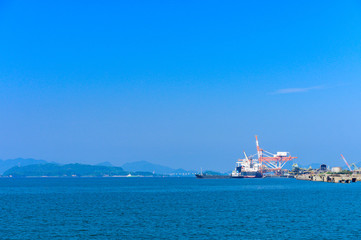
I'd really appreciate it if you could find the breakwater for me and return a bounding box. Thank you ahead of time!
[295,173,361,183]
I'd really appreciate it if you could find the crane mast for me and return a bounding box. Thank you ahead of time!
[255,135,263,159]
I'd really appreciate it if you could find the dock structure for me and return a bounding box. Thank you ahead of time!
[295,173,361,183]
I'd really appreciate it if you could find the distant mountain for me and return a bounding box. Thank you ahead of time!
[282,161,294,170]
[122,161,175,174]
[298,163,325,169]
[96,161,114,167]
[203,171,228,176]
[3,163,128,177]
[171,168,191,174]
[122,161,195,175]
[1,159,197,177]
[280,162,330,170]
[0,158,47,174]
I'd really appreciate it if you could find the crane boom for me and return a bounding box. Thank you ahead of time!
[341,154,352,171]
[243,151,251,164]
[243,151,249,161]
[351,163,359,170]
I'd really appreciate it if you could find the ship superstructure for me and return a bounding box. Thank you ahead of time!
[232,152,262,178]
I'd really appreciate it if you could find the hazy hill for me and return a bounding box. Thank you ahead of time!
[171,168,193,174]
[282,161,294,170]
[96,161,114,167]
[203,171,228,176]
[298,163,325,169]
[283,162,327,170]
[3,163,128,177]
[122,161,196,175]
[122,161,175,174]
[0,158,47,174]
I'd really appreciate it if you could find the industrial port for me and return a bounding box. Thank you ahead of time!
[197,136,361,183]
[291,155,361,183]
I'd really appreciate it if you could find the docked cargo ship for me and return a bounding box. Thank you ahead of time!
[196,152,262,179]
[231,152,262,178]
[196,136,296,179]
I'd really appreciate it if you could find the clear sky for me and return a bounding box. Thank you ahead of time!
[0,1,361,171]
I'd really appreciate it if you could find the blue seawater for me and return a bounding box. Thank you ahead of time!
[0,178,360,239]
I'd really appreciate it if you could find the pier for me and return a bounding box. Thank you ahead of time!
[295,173,361,183]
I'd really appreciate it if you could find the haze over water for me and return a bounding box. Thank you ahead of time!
[1,178,360,239]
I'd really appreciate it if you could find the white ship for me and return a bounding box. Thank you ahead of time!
[231,152,262,178]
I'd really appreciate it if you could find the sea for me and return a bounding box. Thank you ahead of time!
[0,177,360,239]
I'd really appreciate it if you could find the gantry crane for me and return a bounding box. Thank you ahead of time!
[256,135,297,172]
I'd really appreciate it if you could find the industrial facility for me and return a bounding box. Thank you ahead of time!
[293,154,361,183]
[197,135,298,178]
[197,135,361,183]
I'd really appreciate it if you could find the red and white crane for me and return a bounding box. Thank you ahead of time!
[341,154,352,171]
[256,135,297,172]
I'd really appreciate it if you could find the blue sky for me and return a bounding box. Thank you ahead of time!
[0,1,361,171]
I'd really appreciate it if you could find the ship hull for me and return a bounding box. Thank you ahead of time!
[231,171,263,178]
